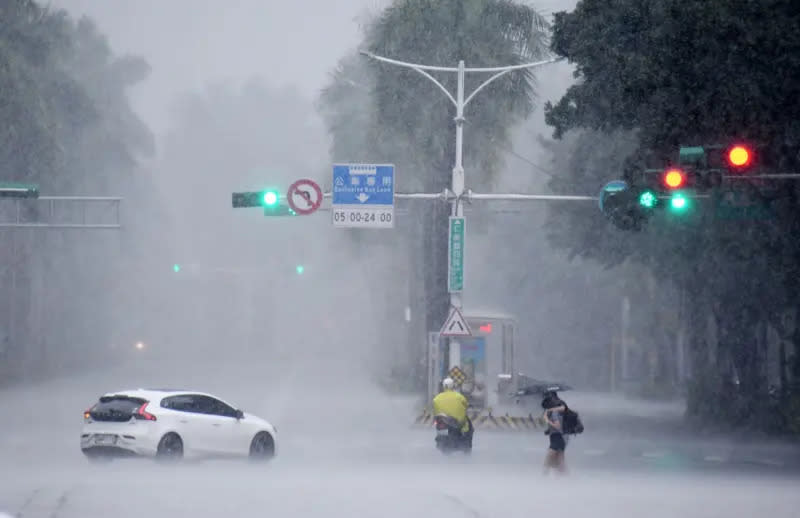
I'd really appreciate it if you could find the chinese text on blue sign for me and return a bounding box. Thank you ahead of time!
[332,164,395,229]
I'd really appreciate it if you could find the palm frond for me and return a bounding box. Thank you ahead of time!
[485,0,552,61]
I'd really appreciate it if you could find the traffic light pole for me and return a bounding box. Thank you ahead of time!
[359,51,562,371]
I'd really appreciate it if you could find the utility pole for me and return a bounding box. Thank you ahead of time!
[359,51,564,371]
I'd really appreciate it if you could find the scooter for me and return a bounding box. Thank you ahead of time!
[433,414,472,454]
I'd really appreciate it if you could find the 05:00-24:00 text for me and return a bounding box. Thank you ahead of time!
[333,211,392,223]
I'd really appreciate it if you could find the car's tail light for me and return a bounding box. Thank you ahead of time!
[83,407,93,421]
[135,402,157,421]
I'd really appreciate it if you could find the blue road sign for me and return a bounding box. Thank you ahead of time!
[332,164,394,206]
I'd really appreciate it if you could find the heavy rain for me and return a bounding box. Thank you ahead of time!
[1,1,799,517]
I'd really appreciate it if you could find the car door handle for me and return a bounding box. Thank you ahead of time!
[179,420,188,424]
[212,423,221,427]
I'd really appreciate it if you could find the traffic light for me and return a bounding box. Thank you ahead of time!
[173,264,181,273]
[232,190,281,208]
[678,142,759,176]
[295,265,304,275]
[638,189,658,209]
[599,141,767,230]
[726,144,753,169]
[599,180,652,231]
[669,192,690,212]
[263,190,279,206]
[0,182,39,199]
[232,188,296,216]
[659,167,693,214]
[663,168,686,189]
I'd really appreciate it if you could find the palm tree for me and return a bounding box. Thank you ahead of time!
[319,0,550,384]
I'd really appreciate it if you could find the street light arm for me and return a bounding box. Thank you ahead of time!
[464,58,564,108]
[359,50,459,72]
[463,69,513,108]
[359,50,457,107]
[463,57,564,73]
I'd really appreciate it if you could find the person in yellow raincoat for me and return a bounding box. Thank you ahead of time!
[432,377,473,444]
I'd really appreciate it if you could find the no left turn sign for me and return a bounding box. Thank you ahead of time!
[287,179,323,215]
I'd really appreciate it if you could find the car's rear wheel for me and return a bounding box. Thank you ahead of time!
[156,432,183,462]
[249,432,275,461]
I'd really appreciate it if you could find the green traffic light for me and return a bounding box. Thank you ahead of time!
[296,265,304,275]
[173,264,181,273]
[263,191,279,206]
[670,193,689,211]
[639,190,657,209]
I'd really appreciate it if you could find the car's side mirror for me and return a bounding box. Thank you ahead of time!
[235,409,244,420]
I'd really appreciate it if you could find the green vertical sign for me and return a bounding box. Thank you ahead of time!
[448,216,465,292]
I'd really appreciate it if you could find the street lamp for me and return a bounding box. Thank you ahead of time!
[359,50,561,369]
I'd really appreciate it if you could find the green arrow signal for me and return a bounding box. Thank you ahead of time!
[639,190,657,209]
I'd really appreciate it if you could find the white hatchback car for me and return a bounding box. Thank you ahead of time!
[80,389,277,462]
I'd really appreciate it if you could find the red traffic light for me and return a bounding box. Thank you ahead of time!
[663,168,686,189]
[727,145,752,168]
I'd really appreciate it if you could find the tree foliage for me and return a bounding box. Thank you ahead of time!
[0,0,156,383]
[543,0,800,431]
[319,0,551,358]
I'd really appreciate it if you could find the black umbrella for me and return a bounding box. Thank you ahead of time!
[514,377,573,397]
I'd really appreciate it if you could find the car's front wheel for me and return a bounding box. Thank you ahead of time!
[155,432,183,462]
[249,432,275,461]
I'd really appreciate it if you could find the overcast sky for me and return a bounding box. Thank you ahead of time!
[49,0,390,136]
[50,1,576,139]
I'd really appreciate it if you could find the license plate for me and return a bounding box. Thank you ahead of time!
[436,428,449,436]
[94,434,117,445]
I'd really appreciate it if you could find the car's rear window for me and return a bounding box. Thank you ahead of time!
[90,395,147,421]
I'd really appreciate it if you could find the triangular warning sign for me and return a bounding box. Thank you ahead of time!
[440,307,472,337]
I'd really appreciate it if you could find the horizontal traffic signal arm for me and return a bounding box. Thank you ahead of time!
[0,182,39,199]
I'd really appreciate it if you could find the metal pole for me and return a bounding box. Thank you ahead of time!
[452,59,466,218]
[449,60,467,371]
[10,230,17,376]
[359,51,562,374]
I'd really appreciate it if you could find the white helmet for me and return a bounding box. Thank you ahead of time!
[442,377,455,390]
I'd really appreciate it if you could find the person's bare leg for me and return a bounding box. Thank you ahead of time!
[543,449,556,476]
[556,451,568,475]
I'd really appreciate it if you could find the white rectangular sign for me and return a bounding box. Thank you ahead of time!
[332,206,394,228]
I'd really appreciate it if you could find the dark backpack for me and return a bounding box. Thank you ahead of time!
[562,407,584,435]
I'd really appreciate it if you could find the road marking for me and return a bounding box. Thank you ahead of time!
[757,458,785,467]
[583,449,607,456]
[703,455,726,463]
[642,451,667,458]
[441,494,483,518]
[15,487,73,518]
